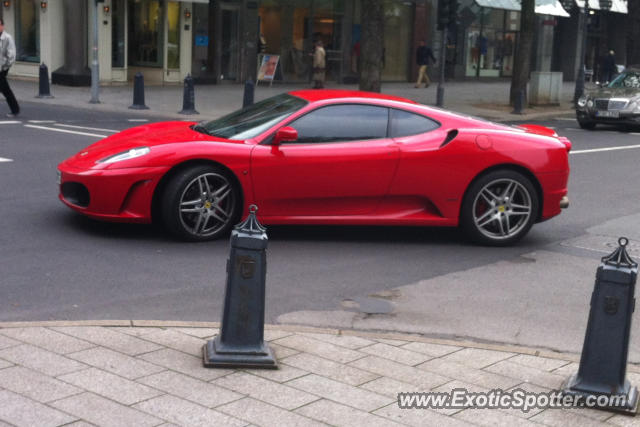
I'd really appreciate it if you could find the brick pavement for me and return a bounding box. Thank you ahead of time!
[0,321,637,426]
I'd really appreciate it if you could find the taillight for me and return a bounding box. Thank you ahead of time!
[557,136,572,152]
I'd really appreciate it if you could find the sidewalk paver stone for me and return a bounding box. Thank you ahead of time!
[0,334,20,350]
[52,392,162,427]
[299,332,376,349]
[133,394,247,427]
[374,402,473,427]
[269,342,300,359]
[401,341,462,357]
[287,373,394,412]
[214,372,320,410]
[138,329,205,357]
[508,354,571,372]
[0,327,95,354]
[350,355,450,389]
[295,398,404,427]
[441,348,516,369]
[530,408,614,427]
[418,358,521,390]
[485,360,566,389]
[0,366,81,403]
[66,347,166,379]
[281,352,379,386]
[454,408,540,426]
[219,397,326,427]
[273,334,365,364]
[138,370,243,407]
[53,327,161,355]
[0,344,87,376]
[140,348,233,381]
[58,367,163,405]
[244,362,309,383]
[0,389,77,427]
[359,342,431,366]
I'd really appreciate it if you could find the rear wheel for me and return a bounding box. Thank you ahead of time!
[161,165,240,241]
[461,170,539,246]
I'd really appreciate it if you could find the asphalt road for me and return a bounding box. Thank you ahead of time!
[2,102,640,357]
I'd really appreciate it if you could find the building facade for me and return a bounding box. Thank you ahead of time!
[0,0,628,85]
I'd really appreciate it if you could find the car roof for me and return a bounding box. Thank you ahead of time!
[289,89,418,105]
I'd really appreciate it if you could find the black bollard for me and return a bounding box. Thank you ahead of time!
[511,89,524,115]
[243,79,255,108]
[203,205,277,369]
[179,74,199,115]
[36,63,53,99]
[563,237,639,413]
[129,72,149,110]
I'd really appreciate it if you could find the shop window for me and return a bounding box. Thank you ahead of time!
[15,0,39,63]
[167,1,180,69]
[112,0,125,68]
[128,0,163,67]
[382,1,412,81]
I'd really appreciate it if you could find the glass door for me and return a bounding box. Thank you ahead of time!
[128,0,164,67]
[220,6,240,80]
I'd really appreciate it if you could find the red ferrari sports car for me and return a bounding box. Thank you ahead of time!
[58,90,571,245]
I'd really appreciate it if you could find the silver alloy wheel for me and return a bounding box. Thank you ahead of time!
[472,178,532,241]
[178,172,235,237]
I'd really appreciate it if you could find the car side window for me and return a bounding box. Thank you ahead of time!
[389,109,440,138]
[287,105,389,143]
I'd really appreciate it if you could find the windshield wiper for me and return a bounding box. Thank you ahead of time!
[191,124,211,135]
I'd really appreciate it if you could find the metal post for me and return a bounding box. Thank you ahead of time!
[129,73,149,110]
[436,28,447,107]
[203,205,277,369]
[243,78,255,108]
[511,89,524,114]
[90,0,100,104]
[36,64,53,98]
[178,74,199,115]
[573,8,588,104]
[563,237,639,413]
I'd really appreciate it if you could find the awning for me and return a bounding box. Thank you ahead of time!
[474,0,570,17]
[575,0,627,13]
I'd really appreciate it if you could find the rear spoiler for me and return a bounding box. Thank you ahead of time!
[517,124,571,152]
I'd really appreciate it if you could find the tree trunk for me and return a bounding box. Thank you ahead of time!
[510,0,536,105]
[359,0,384,92]
[627,0,640,65]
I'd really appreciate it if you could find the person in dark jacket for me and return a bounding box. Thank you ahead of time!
[415,40,436,88]
[601,50,617,83]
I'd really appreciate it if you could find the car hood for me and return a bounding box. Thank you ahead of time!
[65,121,241,168]
[587,87,640,99]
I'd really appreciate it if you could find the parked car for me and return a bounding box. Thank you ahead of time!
[58,90,571,246]
[576,68,640,129]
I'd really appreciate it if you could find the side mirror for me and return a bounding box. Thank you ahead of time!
[273,126,298,145]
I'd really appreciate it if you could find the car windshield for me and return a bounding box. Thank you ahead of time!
[201,93,307,140]
[607,71,640,89]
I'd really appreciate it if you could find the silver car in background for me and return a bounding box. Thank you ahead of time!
[576,68,640,130]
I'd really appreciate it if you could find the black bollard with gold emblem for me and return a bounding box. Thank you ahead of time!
[203,205,277,369]
[563,237,638,413]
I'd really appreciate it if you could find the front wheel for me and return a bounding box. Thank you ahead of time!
[161,165,241,241]
[460,170,539,246]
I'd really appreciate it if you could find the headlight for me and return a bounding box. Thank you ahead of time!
[587,99,594,108]
[577,96,587,107]
[97,147,151,164]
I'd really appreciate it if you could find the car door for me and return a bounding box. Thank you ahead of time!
[250,104,400,217]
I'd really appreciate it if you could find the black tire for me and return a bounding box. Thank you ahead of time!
[161,165,241,241]
[578,120,596,130]
[460,170,539,246]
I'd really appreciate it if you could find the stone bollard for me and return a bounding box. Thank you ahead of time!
[179,74,199,115]
[203,205,277,369]
[129,72,149,110]
[563,237,639,413]
[36,64,54,99]
[243,79,255,108]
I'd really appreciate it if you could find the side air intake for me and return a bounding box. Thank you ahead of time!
[440,130,458,148]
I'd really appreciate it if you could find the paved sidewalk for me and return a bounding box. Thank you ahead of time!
[0,321,637,426]
[7,77,577,123]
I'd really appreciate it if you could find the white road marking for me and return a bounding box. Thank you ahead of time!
[55,123,119,133]
[571,144,640,154]
[127,119,148,122]
[0,157,13,162]
[24,125,107,138]
[630,133,640,136]
[27,120,56,124]
[0,120,21,124]
[555,118,577,121]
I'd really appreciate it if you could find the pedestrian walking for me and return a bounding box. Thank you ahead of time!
[312,39,326,89]
[0,18,19,117]
[601,50,617,83]
[415,40,436,88]
[0,18,20,117]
